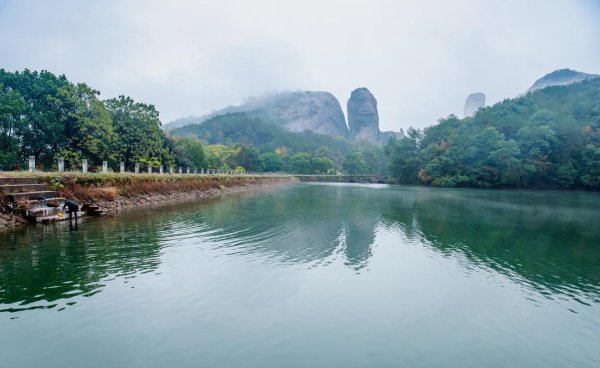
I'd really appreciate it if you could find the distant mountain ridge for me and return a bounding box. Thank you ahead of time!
[165,88,403,145]
[461,68,599,118]
[526,68,600,93]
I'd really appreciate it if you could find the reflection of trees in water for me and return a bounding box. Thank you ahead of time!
[380,188,600,302]
[0,215,163,312]
[196,185,381,270]
[2,185,597,312]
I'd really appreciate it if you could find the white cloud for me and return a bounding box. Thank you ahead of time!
[1,0,599,129]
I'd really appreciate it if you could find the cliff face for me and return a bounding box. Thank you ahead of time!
[165,91,348,139]
[166,87,404,144]
[347,88,380,144]
[463,92,486,117]
[247,91,348,138]
[527,69,600,93]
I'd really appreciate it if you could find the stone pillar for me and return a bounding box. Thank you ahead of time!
[147,165,152,174]
[120,162,125,173]
[170,166,174,175]
[159,165,163,174]
[201,168,204,174]
[58,158,64,173]
[187,167,190,174]
[135,163,140,174]
[82,159,88,173]
[102,161,108,173]
[178,167,182,174]
[28,156,35,172]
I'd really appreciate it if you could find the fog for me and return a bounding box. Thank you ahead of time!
[1,0,599,130]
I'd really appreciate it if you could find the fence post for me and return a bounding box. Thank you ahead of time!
[82,159,88,173]
[102,161,108,173]
[120,162,125,173]
[58,158,64,173]
[135,163,139,174]
[29,156,35,172]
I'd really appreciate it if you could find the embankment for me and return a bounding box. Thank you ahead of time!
[0,173,296,231]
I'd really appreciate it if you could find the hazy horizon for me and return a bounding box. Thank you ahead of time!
[1,0,599,131]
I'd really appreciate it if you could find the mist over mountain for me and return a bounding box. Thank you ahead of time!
[461,69,599,119]
[165,88,403,145]
[463,93,486,117]
[526,69,599,93]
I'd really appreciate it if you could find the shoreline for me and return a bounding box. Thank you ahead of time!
[89,177,294,215]
[0,175,296,232]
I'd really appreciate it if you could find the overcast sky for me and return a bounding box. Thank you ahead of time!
[1,0,599,130]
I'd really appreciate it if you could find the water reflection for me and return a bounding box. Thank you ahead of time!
[190,184,380,269]
[1,183,599,313]
[194,184,600,304]
[0,214,163,312]
[379,188,600,304]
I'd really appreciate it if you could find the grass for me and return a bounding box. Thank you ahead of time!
[0,171,292,202]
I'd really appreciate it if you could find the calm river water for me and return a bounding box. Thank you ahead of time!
[1,183,599,367]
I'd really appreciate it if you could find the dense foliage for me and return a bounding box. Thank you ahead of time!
[385,78,600,189]
[0,69,203,171]
[172,112,389,174]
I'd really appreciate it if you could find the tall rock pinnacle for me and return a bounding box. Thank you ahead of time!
[463,92,486,117]
[347,88,380,143]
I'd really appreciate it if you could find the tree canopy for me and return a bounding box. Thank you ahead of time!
[386,78,600,189]
[0,69,182,171]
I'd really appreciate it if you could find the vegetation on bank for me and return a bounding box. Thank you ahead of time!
[0,69,388,176]
[172,112,389,175]
[0,69,206,172]
[3,67,598,189]
[0,172,290,203]
[385,78,600,189]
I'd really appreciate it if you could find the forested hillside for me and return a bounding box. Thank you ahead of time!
[386,78,600,189]
[172,112,389,175]
[4,67,597,186]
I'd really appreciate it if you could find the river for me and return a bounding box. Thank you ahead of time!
[1,183,599,367]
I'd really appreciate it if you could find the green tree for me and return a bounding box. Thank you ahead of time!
[290,152,313,174]
[260,152,284,172]
[311,157,334,174]
[236,145,263,172]
[56,83,117,167]
[384,128,422,183]
[173,136,206,170]
[0,83,25,169]
[105,95,172,169]
[342,152,368,175]
[580,144,600,188]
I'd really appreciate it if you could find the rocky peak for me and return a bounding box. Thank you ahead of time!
[527,69,600,93]
[255,91,348,138]
[347,88,380,143]
[463,92,486,117]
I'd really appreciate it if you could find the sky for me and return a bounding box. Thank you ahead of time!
[1,0,599,131]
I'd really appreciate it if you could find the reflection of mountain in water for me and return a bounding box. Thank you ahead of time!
[1,184,599,312]
[203,184,600,303]
[188,184,382,271]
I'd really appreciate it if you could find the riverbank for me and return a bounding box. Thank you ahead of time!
[0,173,296,231]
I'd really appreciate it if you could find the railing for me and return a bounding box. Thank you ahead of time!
[1,156,294,177]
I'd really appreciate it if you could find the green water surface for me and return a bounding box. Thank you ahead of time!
[1,183,599,367]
